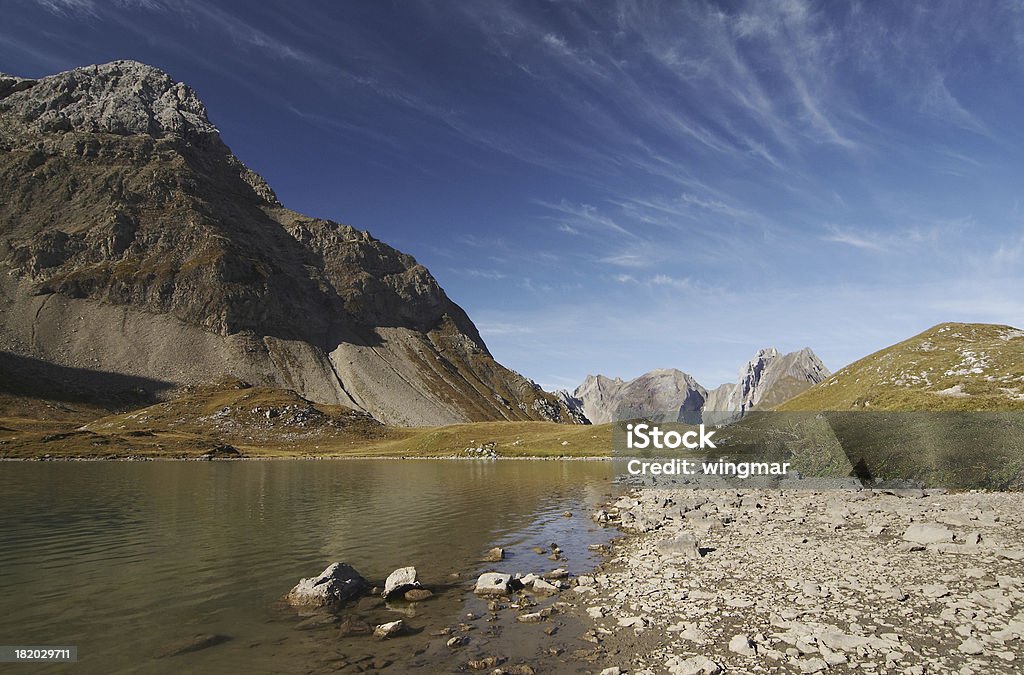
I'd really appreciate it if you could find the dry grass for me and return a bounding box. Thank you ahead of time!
[0,382,611,460]
[778,322,1024,412]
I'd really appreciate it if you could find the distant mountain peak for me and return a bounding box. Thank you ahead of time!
[574,367,706,424]
[573,347,830,426]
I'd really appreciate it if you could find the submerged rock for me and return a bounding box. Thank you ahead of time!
[373,620,404,640]
[482,546,505,562]
[286,562,368,609]
[404,588,434,602]
[156,633,231,658]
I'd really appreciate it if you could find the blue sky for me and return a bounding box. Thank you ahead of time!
[3,1,1024,390]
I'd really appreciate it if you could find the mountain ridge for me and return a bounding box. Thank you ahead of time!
[574,347,829,423]
[0,60,583,426]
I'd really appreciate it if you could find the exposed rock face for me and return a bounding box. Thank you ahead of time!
[0,61,582,426]
[704,347,830,424]
[553,389,590,424]
[702,383,737,419]
[574,369,707,423]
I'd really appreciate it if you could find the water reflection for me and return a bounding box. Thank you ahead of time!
[0,460,614,674]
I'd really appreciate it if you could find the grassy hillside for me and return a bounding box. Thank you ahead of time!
[0,381,611,459]
[778,322,1024,412]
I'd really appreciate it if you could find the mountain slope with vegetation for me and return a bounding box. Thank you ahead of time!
[778,323,1024,412]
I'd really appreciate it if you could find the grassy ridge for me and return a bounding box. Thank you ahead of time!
[778,323,1024,412]
[0,383,612,459]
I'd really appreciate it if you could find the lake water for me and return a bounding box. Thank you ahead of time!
[0,460,618,674]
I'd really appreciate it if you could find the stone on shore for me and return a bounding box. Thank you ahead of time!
[286,562,368,609]
[657,532,702,559]
[903,523,954,545]
[728,633,756,657]
[532,578,559,596]
[669,654,721,674]
[474,572,512,595]
[958,637,985,655]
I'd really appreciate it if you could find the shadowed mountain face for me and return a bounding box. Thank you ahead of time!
[0,61,584,426]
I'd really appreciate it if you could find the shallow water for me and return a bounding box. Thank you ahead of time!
[0,459,617,674]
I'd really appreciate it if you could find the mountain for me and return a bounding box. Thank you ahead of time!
[553,389,590,424]
[778,323,1024,411]
[0,61,582,426]
[704,347,830,423]
[573,369,707,423]
[575,347,828,425]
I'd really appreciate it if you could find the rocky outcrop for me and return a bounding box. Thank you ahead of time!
[553,389,590,424]
[574,369,707,424]
[703,347,830,424]
[0,61,582,426]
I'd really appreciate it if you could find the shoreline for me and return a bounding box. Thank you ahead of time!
[0,454,613,462]
[566,487,1024,674]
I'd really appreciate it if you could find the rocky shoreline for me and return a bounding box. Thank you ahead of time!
[145,473,1024,674]
[570,487,1024,674]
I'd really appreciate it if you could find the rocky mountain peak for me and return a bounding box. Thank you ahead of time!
[0,60,216,139]
[574,368,707,424]
[704,346,830,422]
[0,61,581,427]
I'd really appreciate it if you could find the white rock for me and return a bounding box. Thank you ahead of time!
[657,533,702,559]
[532,578,559,596]
[903,523,954,545]
[958,637,985,655]
[799,657,828,673]
[669,655,721,675]
[728,633,757,657]
[473,572,511,596]
[382,566,419,599]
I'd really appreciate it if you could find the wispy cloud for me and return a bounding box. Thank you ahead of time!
[822,225,887,252]
[920,75,990,137]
